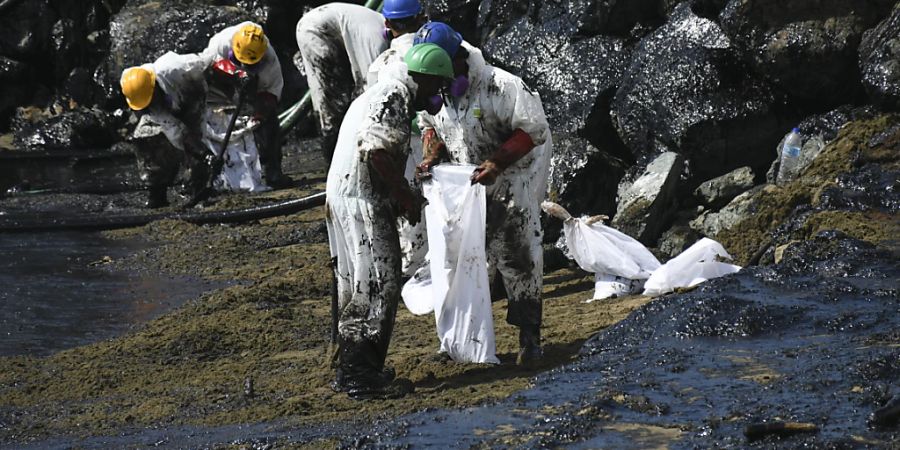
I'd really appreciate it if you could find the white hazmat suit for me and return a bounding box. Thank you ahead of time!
[419,47,552,329]
[365,33,414,89]
[296,3,388,157]
[200,21,284,100]
[326,63,417,380]
[127,52,209,198]
[362,32,427,276]
[130,52,208,151]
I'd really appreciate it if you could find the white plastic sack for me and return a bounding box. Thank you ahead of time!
[201,107,270,193]
[402,164,499,364]
[642,237,741,296]
[589,272,642,302]
[565,219,661,279]
[400,264,432,315]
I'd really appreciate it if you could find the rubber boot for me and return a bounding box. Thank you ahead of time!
[256,118,293,189]
[146,186,169,209]
[516,324,543,366]
[330,338,394,392]
[331,338,410,400]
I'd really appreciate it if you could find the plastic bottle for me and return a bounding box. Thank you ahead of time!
[776,127,803,184]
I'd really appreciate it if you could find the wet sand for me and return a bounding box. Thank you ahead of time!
[0,149,650,447]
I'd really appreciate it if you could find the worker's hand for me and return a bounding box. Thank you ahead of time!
[415,157,440,181]
[245,117,262,132]
[236,70,253,88]
[471,160,501,186]
[395,186,425,225]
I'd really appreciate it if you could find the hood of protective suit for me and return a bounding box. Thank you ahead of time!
[379,61,419,98]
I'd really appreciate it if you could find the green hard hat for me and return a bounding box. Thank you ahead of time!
[405,43,454,80]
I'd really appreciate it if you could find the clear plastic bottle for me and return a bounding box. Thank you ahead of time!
[776,127,803,184]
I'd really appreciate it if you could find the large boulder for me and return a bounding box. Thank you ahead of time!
[612,3,783,184]
[424,0,483,45]
[694,166,755,209]
[11,106,126,151]
[487,22,631,140]
[477,0,690,43]
[96,2,251,106]
[0,0,55,60]
[484,13,633,218]
[611,151,684,245]
[0,0,55,129]
[859,2,900,110]
[719,0,895,107]
[48,1,115,84]
[690,186,765,238]
[0,57,33,132]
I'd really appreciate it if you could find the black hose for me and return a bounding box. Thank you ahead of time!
[0,192,325,232]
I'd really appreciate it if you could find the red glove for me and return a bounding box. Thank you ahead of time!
[471,129,536,185]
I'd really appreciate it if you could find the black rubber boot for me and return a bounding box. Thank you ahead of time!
[264,167,294,189]
[331,338,410,400]
[146,186,169,209]
[517,324,543,366]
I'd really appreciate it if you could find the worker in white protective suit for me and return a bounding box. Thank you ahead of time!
[416,23,553,365]
[364,0,428,88]
[120,52,209,208]
[295,3,390,162]
[364,8,435,278]
[326,44,453,399]
[199,22,290,187]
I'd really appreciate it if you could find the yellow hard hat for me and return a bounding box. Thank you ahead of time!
[231,24,267,65]
[120,66,156,111]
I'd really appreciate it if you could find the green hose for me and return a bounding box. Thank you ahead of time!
[278,0,384,133]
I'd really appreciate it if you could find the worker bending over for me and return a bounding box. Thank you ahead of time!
[326,44,453,399]
[295,2,390,162]
[120,52,209,208]
[416,23,553,365]
[200,22,290,187]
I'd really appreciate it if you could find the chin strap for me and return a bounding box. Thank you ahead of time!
[488,128,535,171]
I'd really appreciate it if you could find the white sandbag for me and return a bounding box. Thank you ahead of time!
[414,164,499,364]
[201,107,270,193]
[541,201,660,282]
[400,264,433,315]
[642,237,741,296]
[565,219,661,279]
[589,272,640,302]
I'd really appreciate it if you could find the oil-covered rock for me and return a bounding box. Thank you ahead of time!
[96,2,251,106]
[859,1,900,110]
[11,106,126,151]
[612,3,784,184]
[719,0,895,108]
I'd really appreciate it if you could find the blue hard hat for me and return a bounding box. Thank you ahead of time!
[382,0,422,20]
[413,22,462,57]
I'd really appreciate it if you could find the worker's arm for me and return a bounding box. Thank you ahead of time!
[471,128,535,185]
[370,149,424,225]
